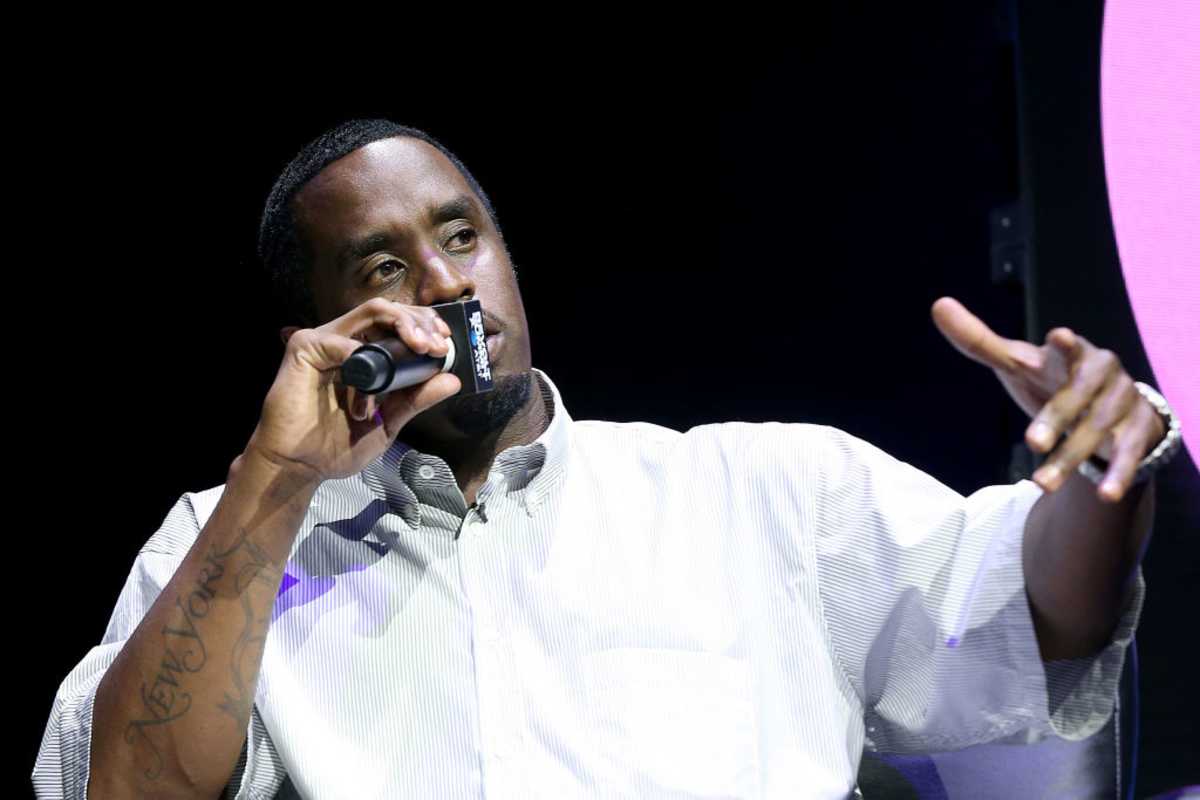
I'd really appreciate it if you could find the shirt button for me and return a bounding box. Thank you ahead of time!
[418,465,435,480]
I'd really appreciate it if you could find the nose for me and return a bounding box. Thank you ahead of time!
[414,251,475,306]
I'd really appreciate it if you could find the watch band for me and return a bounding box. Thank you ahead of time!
[1077,381,1183,486]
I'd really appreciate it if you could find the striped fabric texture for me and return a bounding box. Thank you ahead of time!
[34,368,1142,799]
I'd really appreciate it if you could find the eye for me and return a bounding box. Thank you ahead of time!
[446,227,477,251]
[367,259,406,286]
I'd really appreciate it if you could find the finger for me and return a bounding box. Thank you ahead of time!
[394,311,450,357]
[286,329,370,375]
[1045,327,1085,362]
[1032,373,1137,491]
[422,309,452,352]
[931,296,1033,372]
[1025,346,1123,452]
[322,297,403,337]
[376,373,462,433]
[1098,401,1158,502]
[324,298,449,356]
[346,385,363,421]
[347,388,378,423]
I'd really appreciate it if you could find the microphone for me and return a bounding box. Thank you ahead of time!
[340,299,495,396]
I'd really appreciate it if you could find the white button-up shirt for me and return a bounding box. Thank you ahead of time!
[35,369,1141,799]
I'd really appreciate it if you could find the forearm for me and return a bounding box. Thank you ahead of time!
[88,447,319,798]
[1022,470,1153,661]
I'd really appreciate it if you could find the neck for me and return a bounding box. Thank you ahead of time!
[399,371,551,504]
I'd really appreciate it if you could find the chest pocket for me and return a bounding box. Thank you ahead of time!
[584,648,761,799]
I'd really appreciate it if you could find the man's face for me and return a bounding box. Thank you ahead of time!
[291,135,534,438]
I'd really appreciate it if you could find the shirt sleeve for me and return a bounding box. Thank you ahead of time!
[31,493,289,799]
[801,424,1143,754]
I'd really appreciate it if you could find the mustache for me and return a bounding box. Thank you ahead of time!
[479,308,504,334]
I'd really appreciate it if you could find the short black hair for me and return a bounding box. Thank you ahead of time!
[257,119,502,327]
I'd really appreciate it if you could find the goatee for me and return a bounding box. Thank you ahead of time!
[444,371,535,437]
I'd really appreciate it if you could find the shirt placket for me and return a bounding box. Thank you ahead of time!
[457,475,527,800]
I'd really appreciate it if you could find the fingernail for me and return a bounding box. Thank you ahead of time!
[1101,479,1122,500]
[1030,422,1054,448]
[1036,465,1061,487]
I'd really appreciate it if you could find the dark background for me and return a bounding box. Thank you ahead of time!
[20,1,1198,796]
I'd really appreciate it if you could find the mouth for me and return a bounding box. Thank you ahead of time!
[476,308,504,364]
[485,331,502,363]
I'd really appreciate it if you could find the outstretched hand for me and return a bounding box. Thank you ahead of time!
[931,297,1164,503]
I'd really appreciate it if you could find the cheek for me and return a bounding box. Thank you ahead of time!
[309,272,349,326]
[473,255,521,303]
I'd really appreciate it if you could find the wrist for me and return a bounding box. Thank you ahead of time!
[1078,382,1181,486]
[236,438,325,492]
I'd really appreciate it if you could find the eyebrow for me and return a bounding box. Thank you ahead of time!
[429,195,480,227]
[336,194,482,273]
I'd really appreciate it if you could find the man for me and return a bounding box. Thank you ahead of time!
[34,119,1179,799]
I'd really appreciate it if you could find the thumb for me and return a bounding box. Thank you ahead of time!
[931,296,1033,371]
[377,373,462,432]
[285,329,368,375]
[279,325,302,347]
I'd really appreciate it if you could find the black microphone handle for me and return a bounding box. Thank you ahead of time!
[340,337,457,395]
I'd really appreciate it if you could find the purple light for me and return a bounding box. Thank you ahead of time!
[278,572,299,597]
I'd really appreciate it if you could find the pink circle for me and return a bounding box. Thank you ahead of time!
[1102,0,1200,466]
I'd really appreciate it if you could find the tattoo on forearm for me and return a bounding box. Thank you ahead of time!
[122,528,284,781]
[218,537,279,729]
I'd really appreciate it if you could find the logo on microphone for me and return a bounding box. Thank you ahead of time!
[469,310,492,382]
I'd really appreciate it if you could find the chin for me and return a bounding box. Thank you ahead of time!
[441,370,534,438]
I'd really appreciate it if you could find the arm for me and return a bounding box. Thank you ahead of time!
[77,297,460,798]
[798,301,1169,756]
[87,449,318,798]
[931,297,1170,662]
[803,420,1149,754]
[1023,467,1154,661]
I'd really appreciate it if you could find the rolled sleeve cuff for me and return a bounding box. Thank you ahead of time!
[956,482,1146,747]
[1037,568,1145,741]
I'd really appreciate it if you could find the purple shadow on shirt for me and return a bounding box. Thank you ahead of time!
[271,500,392,623]
[272,562,370,623]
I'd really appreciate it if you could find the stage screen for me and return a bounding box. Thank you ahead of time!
[1101,0,1200,466]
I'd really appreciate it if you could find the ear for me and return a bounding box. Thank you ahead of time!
[279,325,302,346]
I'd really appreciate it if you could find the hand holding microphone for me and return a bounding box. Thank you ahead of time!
[246,298,491,484]
[340,298,494,397]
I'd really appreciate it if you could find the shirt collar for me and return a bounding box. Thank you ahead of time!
[361,367,570,527]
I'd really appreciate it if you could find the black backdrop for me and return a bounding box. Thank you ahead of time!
[20,2,1197,796]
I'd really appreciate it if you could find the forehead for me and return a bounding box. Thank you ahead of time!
[291,136,476,241]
